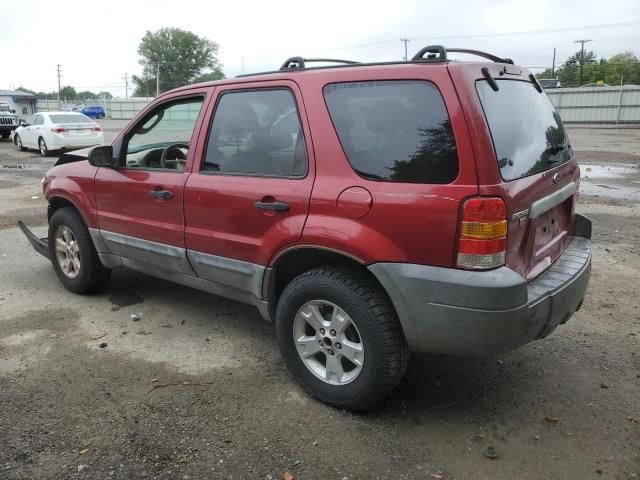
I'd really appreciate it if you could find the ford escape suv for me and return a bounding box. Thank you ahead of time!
[20,46,592,410]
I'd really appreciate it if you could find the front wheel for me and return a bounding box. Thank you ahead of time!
[275,266,409,411]
[48,207,111,293]
[38,137,49,157]
[15,134,25,151]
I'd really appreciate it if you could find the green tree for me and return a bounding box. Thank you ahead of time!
[192,70,225,84]
[537,50,640,87]
[77,90,97,99]
[132,27,223,96]
[97,91,113,100]
[59,85,77,100]
[16,86,37,95]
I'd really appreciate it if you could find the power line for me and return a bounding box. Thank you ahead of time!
[122,73,129,99]
[56,64,62,108]
[322,20,640,53]
[400,38,410,61]
[574,39,594,85]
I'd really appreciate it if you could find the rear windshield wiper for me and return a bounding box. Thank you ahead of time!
[545,142,570,162]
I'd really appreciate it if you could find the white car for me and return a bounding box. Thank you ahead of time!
[14,111,104,157]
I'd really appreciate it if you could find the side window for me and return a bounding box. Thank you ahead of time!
[323,80,459,184]
[123,97,204,171]
[203,89,307,177]
[33,115,43,126]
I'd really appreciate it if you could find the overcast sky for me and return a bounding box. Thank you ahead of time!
[2,0,639,97]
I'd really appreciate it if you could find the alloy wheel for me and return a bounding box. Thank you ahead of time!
[293,300,364,385]
[54,225,81,278]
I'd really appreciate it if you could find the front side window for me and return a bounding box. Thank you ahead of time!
[123,97,204,171]
[324,80,459,184]
[203,89,307,177]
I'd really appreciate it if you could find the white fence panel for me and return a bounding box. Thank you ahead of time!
[546,86,640,124]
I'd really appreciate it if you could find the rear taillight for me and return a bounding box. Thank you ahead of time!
[91,126,101,132]
[51,127,67,133]
[456,197,507,269]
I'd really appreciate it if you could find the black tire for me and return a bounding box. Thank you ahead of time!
[38,137,49,157]
[48,207,111,294]
[275,265,409,411]
[15,134,25,151]
[0,132,9,139]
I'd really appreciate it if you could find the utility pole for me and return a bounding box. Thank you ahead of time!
[400,38,410,61]
[551,47,556,77]
[123,72,129,99]
[574,39,592,87]
[156,61,160,97]
[56,64,62,109]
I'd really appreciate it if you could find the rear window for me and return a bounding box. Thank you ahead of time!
[476,79,572,181]
[48,114,94,124]
[323,80,459,184]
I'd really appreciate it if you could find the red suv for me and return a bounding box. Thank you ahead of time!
[20,46,592,410]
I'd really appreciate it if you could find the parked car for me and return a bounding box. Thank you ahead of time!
[14,112,104,156]
[80,106,106,118]
[19,46,592,410]
[0,101,20,139]
[538,78,561,89]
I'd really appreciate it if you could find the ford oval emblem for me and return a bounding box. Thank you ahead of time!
[552,172,561,184]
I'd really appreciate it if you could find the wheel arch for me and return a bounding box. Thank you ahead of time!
[48,195,89,226]
[265,246,396,320]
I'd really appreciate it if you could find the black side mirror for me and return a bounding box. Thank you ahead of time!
[20,120,29,127]
[11,109,16,114]
[88,145,119,168]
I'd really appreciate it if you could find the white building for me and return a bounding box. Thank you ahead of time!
[0,90,38,119]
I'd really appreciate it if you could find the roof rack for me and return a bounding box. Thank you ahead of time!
[411,45,514,64]
[235,45,514,78]
[280,57,359,71]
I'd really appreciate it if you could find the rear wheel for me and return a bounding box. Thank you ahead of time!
[15,134,25,151]
[48,207,111,293]
[275,265,409,411]
[38,137,49,157]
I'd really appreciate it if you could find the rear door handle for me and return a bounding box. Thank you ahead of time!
[149,189,174,200]
[255,199,289,211]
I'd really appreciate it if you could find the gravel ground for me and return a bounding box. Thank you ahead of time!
[0,125,639,480]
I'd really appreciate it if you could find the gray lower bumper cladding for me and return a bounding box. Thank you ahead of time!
[369,216,592,356]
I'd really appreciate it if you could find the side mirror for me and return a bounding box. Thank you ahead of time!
[20,120,28,127]
[11,109,16,114]
[88,145,119,168]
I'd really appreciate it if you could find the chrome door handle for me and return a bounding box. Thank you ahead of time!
[255,200,289,211]
[149,190,173,200]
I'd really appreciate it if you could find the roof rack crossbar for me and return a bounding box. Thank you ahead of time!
[411,46,514,64]
[280,57,359,71]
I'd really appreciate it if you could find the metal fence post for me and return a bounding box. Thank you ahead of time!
[616,81,624,125]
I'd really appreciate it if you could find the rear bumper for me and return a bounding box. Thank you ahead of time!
[48,135,103,150]
[368,218,592,356]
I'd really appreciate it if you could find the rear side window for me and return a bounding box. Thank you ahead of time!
[476,79,572,181]
[203,89,307,177]
[323,80,458,184]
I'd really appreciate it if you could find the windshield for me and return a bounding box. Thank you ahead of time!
[476,79,572,181]
[48,114,94,124]
[0,104,11,112]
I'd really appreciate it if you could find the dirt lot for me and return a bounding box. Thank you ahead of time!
[0,124,639,480]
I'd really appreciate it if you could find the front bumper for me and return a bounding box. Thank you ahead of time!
[18,221,50,259]
[369,218,592,356]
